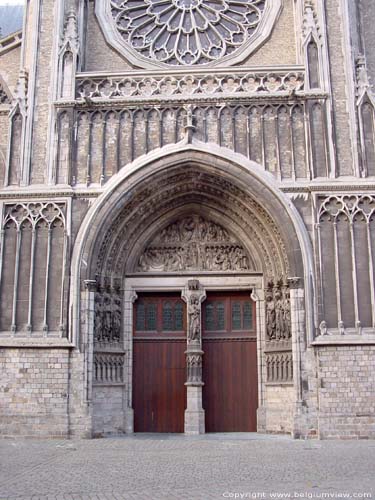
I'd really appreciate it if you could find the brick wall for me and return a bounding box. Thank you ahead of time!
[317,346,375,439]
[262,385,295,434]
[0,348,70,437]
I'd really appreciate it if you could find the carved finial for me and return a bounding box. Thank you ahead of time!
[12,68,28,113]
[0,82,11,105]
[338,320,345,336]
[319,320,328,336]
[183,104,195,144]
[61,9,79,53]
[84,279,97,292]
[356,320,362,335]
[356,55,373,100]
[303,0,320,40]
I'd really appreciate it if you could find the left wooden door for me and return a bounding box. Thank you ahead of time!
[133,293,186,433]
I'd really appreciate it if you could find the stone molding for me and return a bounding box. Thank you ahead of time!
[75,68,305,102]
[0,30,22,56]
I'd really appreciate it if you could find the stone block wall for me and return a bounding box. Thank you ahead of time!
[262,385,295,434]
[0,348,70,437]
[92,385,125,436]
[316,346,375,439]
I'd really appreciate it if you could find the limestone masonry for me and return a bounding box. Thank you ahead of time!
[0,0,374,439]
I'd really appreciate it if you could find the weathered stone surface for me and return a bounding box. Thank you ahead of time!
[0,0,374,439]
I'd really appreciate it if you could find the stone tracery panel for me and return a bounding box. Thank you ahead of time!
[317,195,375,332]
[70,102,313,186]
[111,0,267,66]
[96,0,281,68]
[0,202,68,335]
[137,215,251,272]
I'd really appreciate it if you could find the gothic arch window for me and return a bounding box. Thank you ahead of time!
[96,0,282,68]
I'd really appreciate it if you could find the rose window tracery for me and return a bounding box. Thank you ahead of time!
[110,0,268,65]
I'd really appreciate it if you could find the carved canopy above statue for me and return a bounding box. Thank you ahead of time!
[137,214,252,272]
[96,0,281,68]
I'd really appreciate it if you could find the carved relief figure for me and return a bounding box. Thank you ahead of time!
[265,280,291,341]
[137,214,251,272]
[112,291,122,342]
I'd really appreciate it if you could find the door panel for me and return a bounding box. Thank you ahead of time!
[133,293,186,433]
[202,291,258,432]
[133,339,186,432]
[203,338,258,432]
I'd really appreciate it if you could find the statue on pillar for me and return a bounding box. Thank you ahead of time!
[188,295,201,342]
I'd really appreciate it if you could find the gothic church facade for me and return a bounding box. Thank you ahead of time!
[0,0,375,438]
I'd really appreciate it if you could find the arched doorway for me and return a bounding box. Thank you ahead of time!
[70,142,313,436]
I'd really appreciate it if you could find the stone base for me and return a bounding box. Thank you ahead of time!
[185,385,205,434]
[124,407,134,434]
[184,410,205,434]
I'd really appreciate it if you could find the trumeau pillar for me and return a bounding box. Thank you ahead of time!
[182,280,206,435]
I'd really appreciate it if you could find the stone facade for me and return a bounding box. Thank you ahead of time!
[0,0,374,439]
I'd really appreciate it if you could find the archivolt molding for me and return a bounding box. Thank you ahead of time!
[70,141,314,345]
[94,168,288,281]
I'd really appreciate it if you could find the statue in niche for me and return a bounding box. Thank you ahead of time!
[282,288,291,339]
[94,291,103,342]
[112,292,122,342]
[266,290,276,340]
[275,288,283,340]
[188,295,201,342]
[103,287,112,341]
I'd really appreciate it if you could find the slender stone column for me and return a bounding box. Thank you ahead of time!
[288,277,307,438]
[83,279,97,407]
[182,279,206,435]
[123,287,137,434]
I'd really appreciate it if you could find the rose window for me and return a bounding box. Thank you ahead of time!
[108,0,269,66]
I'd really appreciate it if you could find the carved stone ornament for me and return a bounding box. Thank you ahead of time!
[0,84,11,105]
[94,284,122,344]
[137,214,251,272]
[97,0,281,68]
[265,280,291,341]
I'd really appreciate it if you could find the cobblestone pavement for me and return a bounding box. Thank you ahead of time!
[0,433,374,500]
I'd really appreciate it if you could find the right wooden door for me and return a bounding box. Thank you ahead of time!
[202,292,258,432]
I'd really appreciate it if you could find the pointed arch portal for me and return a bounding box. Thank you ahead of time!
[71,141,314,435]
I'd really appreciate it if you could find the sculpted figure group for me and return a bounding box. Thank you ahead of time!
[265,281,291,341]
[94,284,122,343]
[137,215,251,272]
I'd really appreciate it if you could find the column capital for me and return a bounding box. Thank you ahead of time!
[84,279,97,292]
[287,277,304,290]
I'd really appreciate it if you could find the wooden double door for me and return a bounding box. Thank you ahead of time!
[133,291,258,433]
